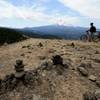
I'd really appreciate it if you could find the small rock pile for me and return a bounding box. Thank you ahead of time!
[71,42,75,48]
[52,55,63,65]
[51,55,69,75]
[38,42,43,47]
[0,60,36,94]
[34,55,69,76]
[15,60,25,78]
[22,44,34,49]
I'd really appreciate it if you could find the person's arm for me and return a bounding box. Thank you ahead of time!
[87,27,91,32]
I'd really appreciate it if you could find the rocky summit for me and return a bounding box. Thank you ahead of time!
[0,38,100,100]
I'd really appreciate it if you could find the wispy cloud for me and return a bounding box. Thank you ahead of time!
[58,0,100,19]
[0,0,79,27]
[0,0,26,19]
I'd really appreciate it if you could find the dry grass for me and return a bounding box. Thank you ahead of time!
[0,38,100,100]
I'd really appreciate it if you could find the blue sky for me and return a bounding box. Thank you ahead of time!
[0,0,100,28]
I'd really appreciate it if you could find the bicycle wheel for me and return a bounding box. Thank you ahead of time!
[93,35,100,42]
[80,35,88,41]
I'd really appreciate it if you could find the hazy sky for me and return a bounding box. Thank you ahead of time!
[0,0,100,28]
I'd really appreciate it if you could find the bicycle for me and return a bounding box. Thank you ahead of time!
[80,31,100,42]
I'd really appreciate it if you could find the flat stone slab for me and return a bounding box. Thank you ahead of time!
[88,75,97,82]
[77,67,88,76]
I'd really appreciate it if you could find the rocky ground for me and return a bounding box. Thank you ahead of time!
[0,38,100,100]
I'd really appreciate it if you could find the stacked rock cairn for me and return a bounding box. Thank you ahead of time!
[14,60,25,78]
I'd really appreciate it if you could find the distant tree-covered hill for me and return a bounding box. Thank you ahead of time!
[0,27,61,45]
[22,25,100,40]
[21,25,88,40]
[0,27,27,45]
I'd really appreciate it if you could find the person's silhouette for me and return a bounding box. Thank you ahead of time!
[87,23,96,41]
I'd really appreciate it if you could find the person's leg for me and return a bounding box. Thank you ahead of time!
[90,32,93,42]
[87,32,91,42]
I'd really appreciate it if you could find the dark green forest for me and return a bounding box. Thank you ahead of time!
[0,27,26,45]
